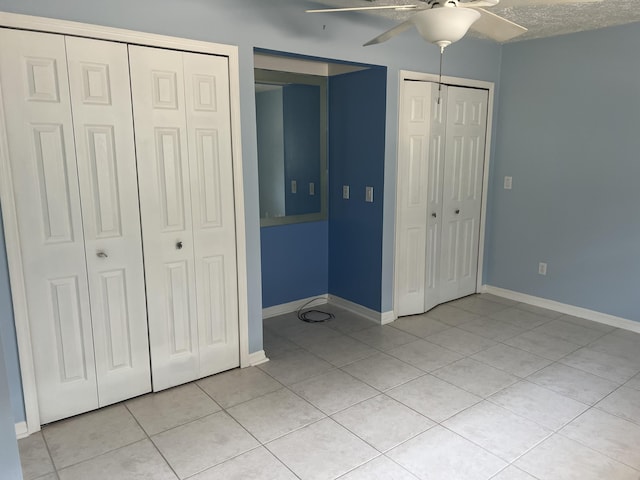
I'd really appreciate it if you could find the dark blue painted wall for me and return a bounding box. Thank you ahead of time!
[283,84,322,216]
[328,67,387,311]
[260,221,328,307]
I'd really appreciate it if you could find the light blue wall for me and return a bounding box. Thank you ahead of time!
[485,22,640,321]
[0,0,502,422]
[0,327,22,479]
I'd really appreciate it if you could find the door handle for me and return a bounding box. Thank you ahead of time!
[176,241,183,250]
[96,251,108,258]
[455,209,460,215]
[431,212,437,218]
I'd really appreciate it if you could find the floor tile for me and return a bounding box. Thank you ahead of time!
[425,304,483,327]
[387,375,481,422]
[227,388,325,443]
[388,425,506,480]
[489,380,589,430]
[490,466,538,480]
[444,401,551,462]
[42,404,146,469]
[57,439,176,480]
[488,308,551,329]
[126,383,221,435]
[458,316,525,342]
[188,447,296,480]
[332,395,434,452]
[426,327,497,355]
[258,348,333,385]
[325,309,379,334]
[477,294,519,307]
[452,296,510,316]
[349,326,418,351]
[513,303,563,319]
[32,474,58,480]
[533,319,606,346]
[527,363,619,405]
[589,333,640,363]
[262,330,299,357]
[515,434,639,480]
[386,339,463,372]
[504,330,580,361]
[560,347,640,384]
[390,316,450,339]
[151,411,259,479]
[267,418,378,480]
[290,369,378,415]
[18,432,54,480]
[433,358,519,397]
[196,366,282,409]
[561,408,640,470]
[341,353,423,391]
[558,314,616,333]
[339,456,418,479]
[304,335,378,367]
[285,324,344,348]
[471,344,552,378]
[625,373,640,391]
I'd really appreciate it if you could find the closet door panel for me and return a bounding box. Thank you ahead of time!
[129,45,199,391]
[66,36,151,406]
[183,53,239,376]
[0,28,98,423]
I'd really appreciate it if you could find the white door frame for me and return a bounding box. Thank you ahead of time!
[393,70,495,320]
[0,11,250,435]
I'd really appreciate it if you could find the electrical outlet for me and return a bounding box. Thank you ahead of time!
[538,262,547,276]
[504,176,513,190]
[309,182,315,196]
[342,185,350,200]
[291,180,297,194]
[365,186,374,203]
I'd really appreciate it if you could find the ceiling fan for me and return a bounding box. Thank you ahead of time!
[306,0,602,50]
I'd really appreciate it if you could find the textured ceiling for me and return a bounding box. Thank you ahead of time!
[312,0,640,42]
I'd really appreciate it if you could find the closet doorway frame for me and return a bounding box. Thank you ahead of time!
[393,70,495,320]
[0,11,251,436]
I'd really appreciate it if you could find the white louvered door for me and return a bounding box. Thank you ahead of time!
[129,45,239,391]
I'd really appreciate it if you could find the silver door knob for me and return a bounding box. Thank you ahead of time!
[431,212,437,218]
[455,209,460,214]
[176,241,183,250]
[96,251,108,258]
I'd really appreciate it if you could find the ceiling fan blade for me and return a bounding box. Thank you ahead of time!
[470,8,527,42]
[306,5,418,13]
[459,0,500,8]
[363,19,414,46]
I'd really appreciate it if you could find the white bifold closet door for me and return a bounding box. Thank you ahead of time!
[396,80,488,318]
[129,46,240,391]
[0,29,150,423]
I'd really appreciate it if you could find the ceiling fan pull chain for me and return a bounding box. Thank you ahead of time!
[437,45,444,105]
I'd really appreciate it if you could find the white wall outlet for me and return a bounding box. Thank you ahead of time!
[342,185,350,199]
[365,186,374,203]
[538,262,547,276]
[309,182,315,195]
[504,176,513,190]
[291,180,297,194]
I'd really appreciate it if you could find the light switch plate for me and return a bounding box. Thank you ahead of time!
[504,176,513,190]
[291,180,297,194]
[538,262,547,276]
[342,185,350,199]
[309,182,315,195]
[365,186,374,203]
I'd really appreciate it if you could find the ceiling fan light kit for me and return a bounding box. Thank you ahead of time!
[412,7,481,51]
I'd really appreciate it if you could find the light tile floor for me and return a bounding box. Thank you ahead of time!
[17,294,640,480]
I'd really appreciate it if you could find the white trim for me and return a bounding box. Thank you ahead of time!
[247,350,269,367]
[262,295,329,319]
[482,285,640,334]
[15,421,28,439]
[0,11,250,429]
[328,295,394,325]
[393,70,495,320]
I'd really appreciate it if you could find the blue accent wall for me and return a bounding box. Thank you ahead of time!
[328,68,387,311]
[260,221,328,307]
[486,22,640,322]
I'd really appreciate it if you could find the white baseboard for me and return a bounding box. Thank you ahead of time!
[482,285,640,334]
[327,295,395,325]
[247,350,269,366]
[262,295,328,319]
[15,421,27,439]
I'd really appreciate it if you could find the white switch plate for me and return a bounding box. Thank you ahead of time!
[342,185,350,199]
[538,262,547,276]
[365,186,374,203]
[309,182,315,195]
[504,176,513,190]
[291,180,297,194]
